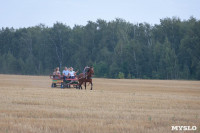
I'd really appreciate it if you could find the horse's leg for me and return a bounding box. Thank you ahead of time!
[80,84,82,89]
[78,81,81,89]
[81,81,83,90]
[91,81,93,90]
[85,82,86,90]
[79,81,83,89]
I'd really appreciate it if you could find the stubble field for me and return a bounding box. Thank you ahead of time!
[0,74,200,133]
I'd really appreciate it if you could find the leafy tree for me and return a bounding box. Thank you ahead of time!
[0,17,199,79]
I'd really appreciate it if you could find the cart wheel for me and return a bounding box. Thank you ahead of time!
[51,83,54,88]
[67,84,70,88]
[60,83,63,89]
[76,85,79,89]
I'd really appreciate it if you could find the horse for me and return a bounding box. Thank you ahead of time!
[78,67,94,90]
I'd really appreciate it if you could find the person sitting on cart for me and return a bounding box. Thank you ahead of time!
[53,69,56,75]
[54,67,61,79]
[69,67,78,79]
[83,66,90,79]
[56,67,61,75]
[62,67,69,81]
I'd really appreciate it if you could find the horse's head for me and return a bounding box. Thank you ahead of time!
[88,67,94,76]
[90,67,94,75]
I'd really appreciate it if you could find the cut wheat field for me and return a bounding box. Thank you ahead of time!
[0,74,200,133]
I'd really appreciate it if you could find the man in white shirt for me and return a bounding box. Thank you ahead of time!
[62,67,69,80]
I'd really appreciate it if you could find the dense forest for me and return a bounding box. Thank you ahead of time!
[0,17,200,79]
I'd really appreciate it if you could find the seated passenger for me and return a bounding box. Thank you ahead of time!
[62,67,69,81]
[69,67,78,79]
[56,67,61,75]
[53,69,56,75]
[54,67,61,79]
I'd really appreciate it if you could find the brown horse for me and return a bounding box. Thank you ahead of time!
[78,67,94,90]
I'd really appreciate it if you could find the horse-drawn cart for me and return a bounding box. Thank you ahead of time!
[50,75,79,89]
[49,66,94,90]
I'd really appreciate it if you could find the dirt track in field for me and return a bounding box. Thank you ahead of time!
[0,74,200,133]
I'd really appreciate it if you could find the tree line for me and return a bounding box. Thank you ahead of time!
[0,17,200,79]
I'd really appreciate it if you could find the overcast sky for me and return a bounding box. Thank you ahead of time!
[1,0,200,28]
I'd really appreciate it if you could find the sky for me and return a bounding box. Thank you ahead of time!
[1,0,200,28]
